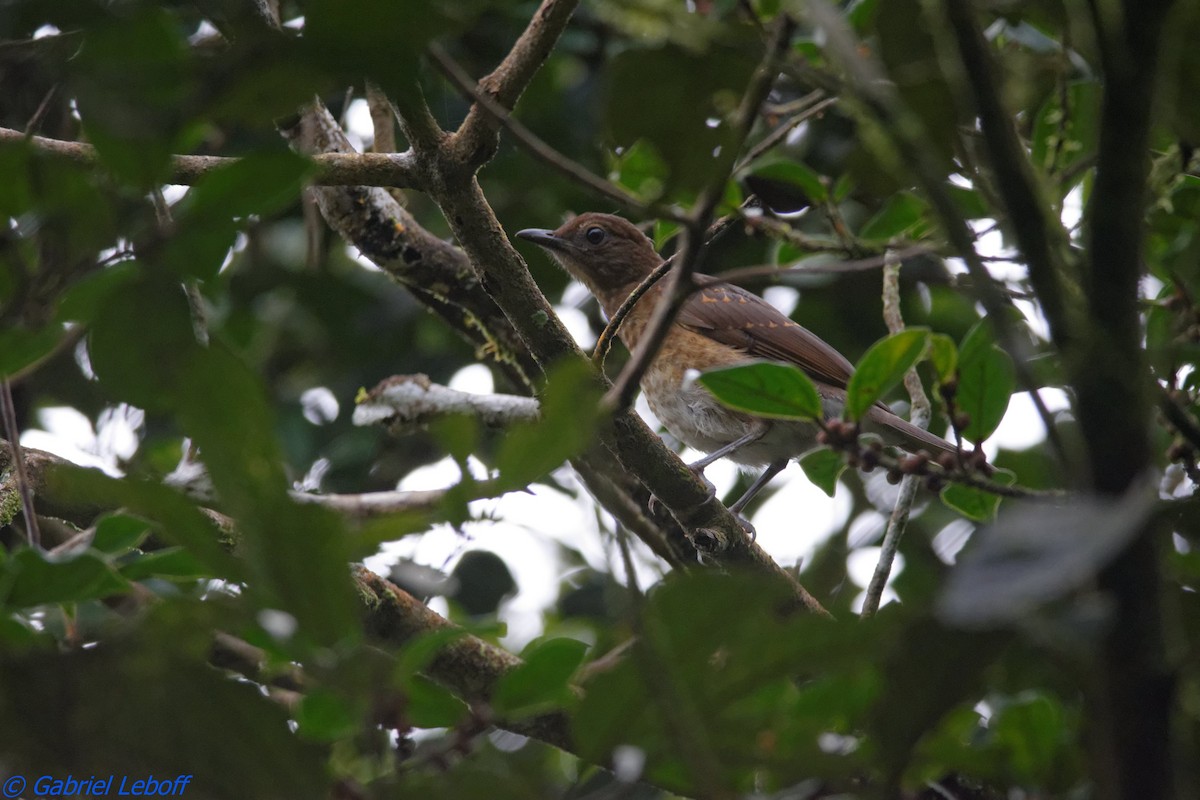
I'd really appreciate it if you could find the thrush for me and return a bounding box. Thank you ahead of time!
[517,212,958,514]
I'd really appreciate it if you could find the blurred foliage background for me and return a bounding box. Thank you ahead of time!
[0,0,1198,798]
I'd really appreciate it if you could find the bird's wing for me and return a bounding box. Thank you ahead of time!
[676,277,857,390]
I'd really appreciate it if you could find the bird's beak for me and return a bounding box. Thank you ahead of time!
[516,228,569,252]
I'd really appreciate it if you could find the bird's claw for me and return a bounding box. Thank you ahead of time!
[735,514,757,543]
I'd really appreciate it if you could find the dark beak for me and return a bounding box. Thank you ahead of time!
[516,228,568,252]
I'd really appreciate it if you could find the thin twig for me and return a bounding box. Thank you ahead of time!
[0,126,422,188]
[0,379,40,548]
[862,253,929,618]
[24,84,59,137]
[591,258,674,368]
[427,44,677,221]
[734,94,837,172]
[446,0,581,166]
[607,18,795,412]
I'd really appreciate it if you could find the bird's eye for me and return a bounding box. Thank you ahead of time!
[585,226,606,245]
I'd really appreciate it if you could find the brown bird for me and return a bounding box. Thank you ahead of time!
[517,212,957,513]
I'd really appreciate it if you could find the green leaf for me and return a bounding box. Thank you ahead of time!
[72,8,195,187]
[990,693,1069,783]
[606,42,757,192]
[859,192,925,240]
[404,674,468,728]
[91,513,152,555]
[395,628,470,679]
[57,261,140,324]
[799,448,846,497]
[956,323,1015,442]
[496,359,602,488]
[0,326,65,378]
[940,473,1013,521]
[610,139,669,202]
[183,150,312,221]
[869,616,1011,783]
[928,333,958,383]
[0,639,328,798]
[295,688,361,741]
[699,362,823,420]
[492,637,588,718]
[88,272,359,646]
[46,464,242,582]
[120,548,208,581]
[845,329,929,421]
[304,0,457,100]
[746,159,828,204]
[0,548,128,610]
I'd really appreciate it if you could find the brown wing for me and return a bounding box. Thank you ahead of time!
[677,276,856,390]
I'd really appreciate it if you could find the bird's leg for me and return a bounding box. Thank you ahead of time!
[648,424,772,538]
[688,423,769,472]
[728,459,788,515]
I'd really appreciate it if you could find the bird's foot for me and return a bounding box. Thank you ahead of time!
[735,514,757,543]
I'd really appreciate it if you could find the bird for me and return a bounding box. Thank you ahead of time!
[516,212,959,515]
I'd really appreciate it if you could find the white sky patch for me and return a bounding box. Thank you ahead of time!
[989,388,1070,452]
[344,242,383,272]
[1062,184,1085,231]
[343,98,374,151]
[847,509,888,549]
[748,464,851,567]
[21,404,143,476]
[159,185,189,205]
[555,305,597,350]
[932,519,975,564]
[763,286,799,316]
[560,281,593,309]
[448,363,494,394]
[301,386,339,425]
[846,547,902,612]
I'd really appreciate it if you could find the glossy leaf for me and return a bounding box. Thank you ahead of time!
[956,323,1016,442]
[747,159,828,204]
[845,329,929,421]
[940,471,1013,522]
[928,333,958,383]
[939,488,1153,627]
[700,361,823,420]
[799,448,846,497]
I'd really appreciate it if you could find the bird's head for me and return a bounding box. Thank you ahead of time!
[517,213,661,311]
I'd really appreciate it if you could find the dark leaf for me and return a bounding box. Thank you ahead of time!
[492,637,588,718]
[938,489,1154,627]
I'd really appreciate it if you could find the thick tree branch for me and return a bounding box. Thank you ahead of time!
[1076,2,1176,798]
[0,126,423,188]
[355,566,572,749]
[278,105,537,389]
[445,0,581,170]
[352,374,540,432]
[429,44,665,219]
